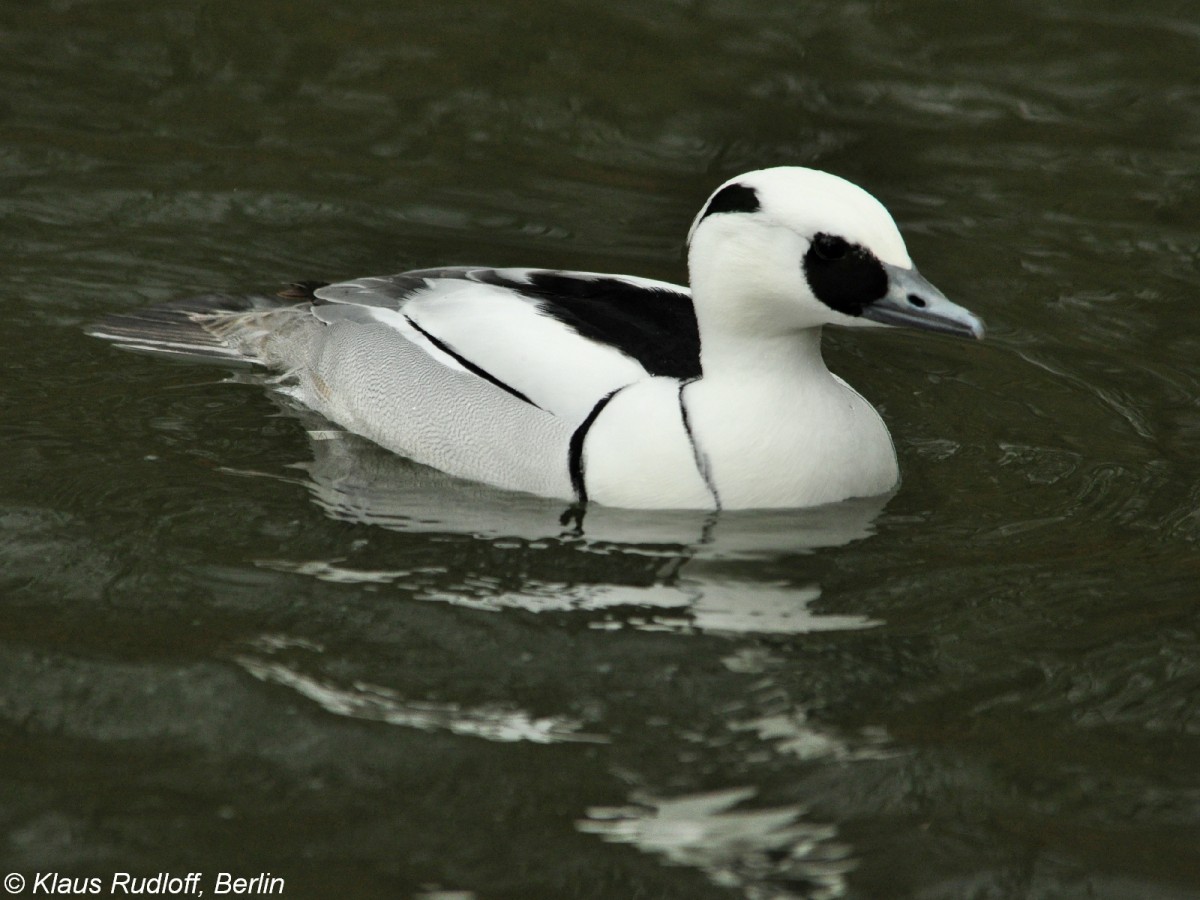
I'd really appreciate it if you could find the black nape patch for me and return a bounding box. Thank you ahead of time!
[696,183,761,225]
[803,233,888,316]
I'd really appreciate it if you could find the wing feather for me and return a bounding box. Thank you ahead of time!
[312,267,699,424]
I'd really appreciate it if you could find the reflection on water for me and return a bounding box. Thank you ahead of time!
[579,787,851,900]
[256,553,876,636]
[580,580,874,636]
[728,706,893,765]
[244,415,887,636]
[237,636,603,745]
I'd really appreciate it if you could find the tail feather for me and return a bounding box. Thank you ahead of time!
[86,286,322,366]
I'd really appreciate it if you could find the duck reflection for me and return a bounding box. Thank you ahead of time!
[254,420,887,637]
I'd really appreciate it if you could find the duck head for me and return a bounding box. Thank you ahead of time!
[686,167,985,342]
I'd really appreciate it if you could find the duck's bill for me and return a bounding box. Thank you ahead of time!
[861,263,985,340]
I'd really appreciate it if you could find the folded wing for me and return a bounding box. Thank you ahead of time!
[313,267,699,425]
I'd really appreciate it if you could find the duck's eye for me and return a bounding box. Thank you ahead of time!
[802,233,888,316]
[811,233,851,261]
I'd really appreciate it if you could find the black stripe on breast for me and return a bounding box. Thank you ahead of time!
[404,315,541,409]
[678,380,721,510]
[568,388,623,503]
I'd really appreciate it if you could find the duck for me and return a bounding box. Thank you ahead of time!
[88,166,984,510]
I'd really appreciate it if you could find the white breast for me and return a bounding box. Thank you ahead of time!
[682,372,899,509]
[580,378,716,509]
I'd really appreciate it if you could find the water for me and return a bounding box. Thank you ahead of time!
[3,1,1199,897]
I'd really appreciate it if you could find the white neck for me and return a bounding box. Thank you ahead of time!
[699,322,830,384]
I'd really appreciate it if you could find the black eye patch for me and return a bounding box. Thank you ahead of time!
[803,232,888,316]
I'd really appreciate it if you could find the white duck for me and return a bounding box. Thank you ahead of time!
[90,166,984,510]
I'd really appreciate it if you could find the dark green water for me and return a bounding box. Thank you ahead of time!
[3,1,1199,897]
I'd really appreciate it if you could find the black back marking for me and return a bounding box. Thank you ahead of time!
[696,183,762,225]
[307,266,702,379]
[568,388,622,503]
[802,233,888,317]
[475,270,702,380]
